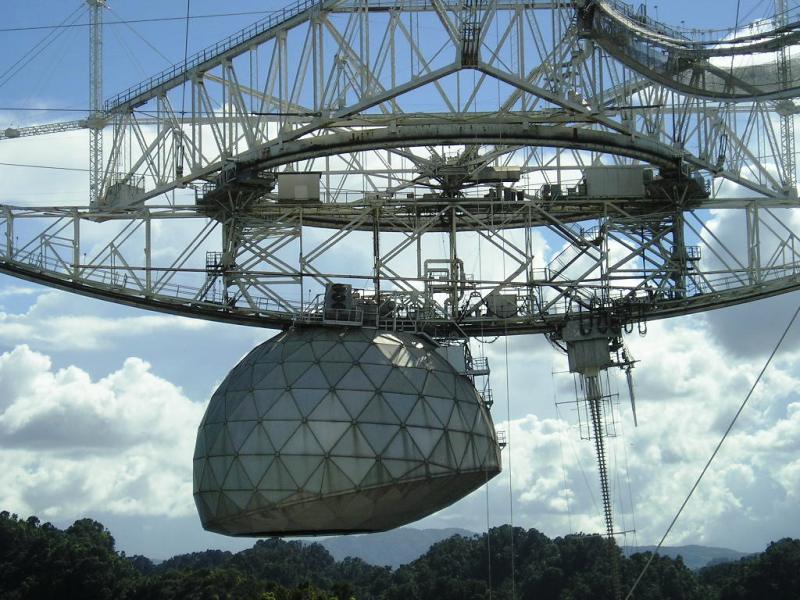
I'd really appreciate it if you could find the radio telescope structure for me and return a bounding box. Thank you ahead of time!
[2,0,800,541]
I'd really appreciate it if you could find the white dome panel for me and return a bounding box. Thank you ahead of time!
[193,326,502,536]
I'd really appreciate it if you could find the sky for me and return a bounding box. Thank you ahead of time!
[1,0,799,561]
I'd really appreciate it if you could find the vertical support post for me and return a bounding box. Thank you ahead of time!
[194,77,202,169]
[299,210,304,311]
[278,31,289,136]
[777,0,797,193]
[390,10,397,90]
[157,95,165,184]
[417,220,423,282]
[190,78,197,170]
[525,214,533,289]
[373,206,381,299]
[449,206,458,318]
[360,0,369,96]
[515,6,525,107]
[312,16,321,113]
[73,209,80,280]
[145,211,152,296]
[671,209,688,298]
[601,207,610,300]
[746,202,761,284]
[221,65,229,158]
[5,208,13,259]
[88,0,106,205]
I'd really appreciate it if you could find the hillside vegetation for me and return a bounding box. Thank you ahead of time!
[0,511,797,599]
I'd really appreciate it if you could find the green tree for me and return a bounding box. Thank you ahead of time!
[700,538,800,600]
[0,512,135,600]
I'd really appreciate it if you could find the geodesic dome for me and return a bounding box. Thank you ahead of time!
[193,326,501,536]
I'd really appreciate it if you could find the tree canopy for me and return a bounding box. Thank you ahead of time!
[0,511,796,599]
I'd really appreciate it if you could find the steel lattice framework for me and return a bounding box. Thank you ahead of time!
[2,0,800,340]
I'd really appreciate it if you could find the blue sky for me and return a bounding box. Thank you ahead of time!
[1,0,800,560]
[0,0,778,115]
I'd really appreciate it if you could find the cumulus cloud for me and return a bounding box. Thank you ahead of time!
[706,290,800,358]
[0,285,42,298]
[0,302,208,352]
[0,129,88,206]
[698,206,800,356]
[0,279,275,400]
[420,312,800,553]
[0,345,204,520]
[0,283,797,554]
[1,245,798,553]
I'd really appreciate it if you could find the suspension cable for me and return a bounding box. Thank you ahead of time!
[616,375,639,550]
[0,10,291,33]
[504,332,517,600]
[0,3,87,90]
[500,205,517,600]
[625,300,800,599]
[0,161,89,173]
[485,469,493,599]
[108,6,173,65]
[476,189,493,599]
[180,0,192,118]
[728,0,742,76]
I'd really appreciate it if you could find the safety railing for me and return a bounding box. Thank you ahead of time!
[104,0,327,112]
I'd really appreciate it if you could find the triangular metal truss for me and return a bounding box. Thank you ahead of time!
[1,0,800,338]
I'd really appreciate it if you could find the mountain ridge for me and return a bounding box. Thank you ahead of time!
[315,527,475,568]
[313,528,751,570]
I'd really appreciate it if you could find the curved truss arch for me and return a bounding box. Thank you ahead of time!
[243,122,681,173]
[0,0,799,341]
[4,0,800,557]
[585,0,800,101]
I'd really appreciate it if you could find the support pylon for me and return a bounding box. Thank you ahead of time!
[87,0,106,205]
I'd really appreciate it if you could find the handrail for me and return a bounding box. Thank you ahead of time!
[102,0,474,114]
[600,0,800,49]
[104,0,326,112]
[591,0,800,100]
[598,0,800,55]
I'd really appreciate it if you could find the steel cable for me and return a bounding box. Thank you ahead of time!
[625,299,800,599]
[0,4,87,90]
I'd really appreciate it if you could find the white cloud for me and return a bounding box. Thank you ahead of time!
[0,129,88,206]
[0,277,275,402]
[616,317,800,548]
[419,311,800,552]
[0,290,210,351]
[0,285,42,298]
[2,6,799,556]
[0,345,203,520]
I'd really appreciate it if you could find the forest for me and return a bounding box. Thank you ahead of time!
[0,511,797,599]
